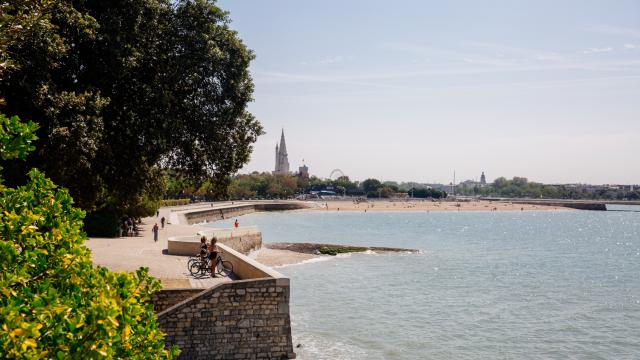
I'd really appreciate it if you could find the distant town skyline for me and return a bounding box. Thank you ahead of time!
[219,0,640,185]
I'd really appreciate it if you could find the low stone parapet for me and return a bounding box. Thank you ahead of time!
[167,227,262,256]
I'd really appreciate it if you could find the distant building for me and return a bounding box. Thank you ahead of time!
[274,129,290,175]
[480,172,487,185]
[298,164,309,179]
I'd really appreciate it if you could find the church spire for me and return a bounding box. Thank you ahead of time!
[274,129,290,175]
[279,128,287,155]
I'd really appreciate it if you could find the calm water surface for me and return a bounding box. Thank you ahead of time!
[214,211,640,359]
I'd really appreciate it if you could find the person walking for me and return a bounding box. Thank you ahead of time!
[161,216,166,229]
[234,219,239,229]
[152,223,159,242]
[156,210,159,217]
[126,218,133,236]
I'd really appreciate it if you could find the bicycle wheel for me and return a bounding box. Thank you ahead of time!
[187,257,199,268]
[188,261,203,277]
[217,260,233,277]
[200,260,212,276]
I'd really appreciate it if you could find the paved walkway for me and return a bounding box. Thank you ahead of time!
[86,204,237,289]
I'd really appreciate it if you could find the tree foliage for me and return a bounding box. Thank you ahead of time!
[228,173,298,199]
[1,0,262,233]
[0,114,177,358]
[0,114,39,170]
[457,176,640,200]
[409,187,447,199]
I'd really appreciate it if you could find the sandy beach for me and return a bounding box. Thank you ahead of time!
[309,199,569,212]
[252,248,319,267]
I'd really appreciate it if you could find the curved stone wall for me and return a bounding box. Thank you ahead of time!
[167,229,262,256]
[180,202,311,225]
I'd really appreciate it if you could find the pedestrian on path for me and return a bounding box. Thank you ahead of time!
[161,216,166,229]
[152,223,159,242]
[234,219,239,229]
[156,210,159,217]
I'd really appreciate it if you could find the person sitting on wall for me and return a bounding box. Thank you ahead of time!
[208,237,221,277]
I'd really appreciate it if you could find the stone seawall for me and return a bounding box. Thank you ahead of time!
[156,278,295,360]
[168,230,262,256]
[153,289,205,313]
[182,204,256,224]
[180,202,311,225]
[479,197,636,211]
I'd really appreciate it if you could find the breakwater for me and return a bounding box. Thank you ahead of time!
[481,198,640,211]
[178,201,311,225]
[156,202,312,359]
[154,244,296,359]
[266,242,418,255]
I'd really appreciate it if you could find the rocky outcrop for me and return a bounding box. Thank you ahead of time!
[265,242,418,255]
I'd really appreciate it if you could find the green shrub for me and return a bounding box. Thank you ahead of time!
[160,198,190,207]
[0,170,178,359]
[0,114,178,358]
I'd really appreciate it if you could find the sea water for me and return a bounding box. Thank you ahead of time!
[213,211,640,359]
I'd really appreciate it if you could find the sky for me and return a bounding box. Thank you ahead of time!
[218,0,640,185]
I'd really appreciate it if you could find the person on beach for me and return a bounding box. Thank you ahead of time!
[161,216,165,229]
[152,223,159,242]
[208,237,221,277]
[234,219,239,228]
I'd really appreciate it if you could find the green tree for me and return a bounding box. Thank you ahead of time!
[0,114,177,358]
[362,178,382,193]
[1,0,262,234]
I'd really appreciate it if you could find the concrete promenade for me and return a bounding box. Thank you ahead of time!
[86,202,248,288]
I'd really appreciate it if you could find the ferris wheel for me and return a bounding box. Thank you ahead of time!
[329,169,345,180]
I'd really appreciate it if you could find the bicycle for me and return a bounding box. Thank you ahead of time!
[188,254,233,278]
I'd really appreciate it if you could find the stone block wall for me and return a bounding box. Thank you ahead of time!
[153,289,206,313]
[156,278,295,360]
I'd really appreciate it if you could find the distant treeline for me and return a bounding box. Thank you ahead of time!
[458,177,640,200]
[164,172,447,200]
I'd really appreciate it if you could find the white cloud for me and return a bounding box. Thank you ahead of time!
[319,55,344,64]
[581,47,613,54]
[591,25,640,38]
[535,53,563,61]
[624,43,638,49]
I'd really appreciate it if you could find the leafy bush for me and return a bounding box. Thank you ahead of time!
[160,198,191,207]
[0,114,178,358]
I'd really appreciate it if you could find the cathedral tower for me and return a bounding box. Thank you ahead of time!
[274,129,290,175]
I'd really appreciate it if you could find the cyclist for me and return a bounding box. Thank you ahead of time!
[199,236,208,261]
[208,237,221,277]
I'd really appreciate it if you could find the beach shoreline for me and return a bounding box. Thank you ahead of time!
[304,199,570,212]
[86,200,571,287]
